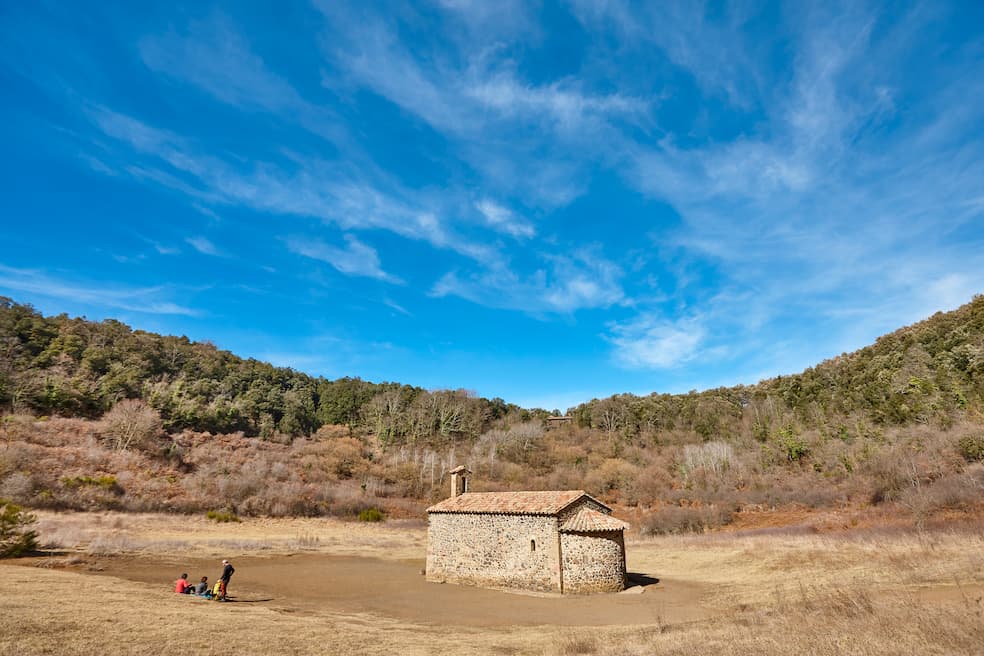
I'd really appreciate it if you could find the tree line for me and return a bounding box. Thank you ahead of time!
[569,295,984,444]
[0,297,530,441]
[2,294,982,449]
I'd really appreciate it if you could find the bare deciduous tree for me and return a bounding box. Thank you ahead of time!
[100,398,162,452]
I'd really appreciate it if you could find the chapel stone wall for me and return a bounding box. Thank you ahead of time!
[560,531,626,593]
[426,513,561,592]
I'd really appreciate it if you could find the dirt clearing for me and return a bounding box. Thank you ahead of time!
[38,552,711,627]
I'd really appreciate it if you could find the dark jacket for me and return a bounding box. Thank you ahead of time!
[221,564,235,582]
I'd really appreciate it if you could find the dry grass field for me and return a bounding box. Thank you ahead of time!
[2,511,983,655]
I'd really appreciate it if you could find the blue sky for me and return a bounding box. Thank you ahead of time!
[1,1,983,411]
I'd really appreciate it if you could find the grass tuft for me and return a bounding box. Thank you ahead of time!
[206,510,241,523]
[357,507,385,522]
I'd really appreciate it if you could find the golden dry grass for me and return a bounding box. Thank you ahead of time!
[2,512,982,655]
[627,527,984,609]
[33,510,427,560]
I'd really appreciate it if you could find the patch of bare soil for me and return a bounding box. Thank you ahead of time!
[52,553,712,627]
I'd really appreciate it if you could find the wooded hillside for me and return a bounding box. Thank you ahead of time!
[0,297,527,439]
[1,295,982,527]
[571,294,984,442]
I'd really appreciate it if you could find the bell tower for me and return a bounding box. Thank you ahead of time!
[449,465,471,498]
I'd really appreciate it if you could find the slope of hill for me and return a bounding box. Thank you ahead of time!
[571,294,984,441]
[0,295,982,528]
[0,296,524,439]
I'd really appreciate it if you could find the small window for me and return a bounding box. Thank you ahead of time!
[530,539,536,552]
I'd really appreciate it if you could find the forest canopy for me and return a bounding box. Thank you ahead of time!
[1,294,982,447]
[0,297,526,441]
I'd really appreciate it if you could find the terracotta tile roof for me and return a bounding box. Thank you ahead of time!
[427,490,609,515]
[559,507,628,532]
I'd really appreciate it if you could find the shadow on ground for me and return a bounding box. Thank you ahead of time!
[626,572,661,589]
[226,597,275,603]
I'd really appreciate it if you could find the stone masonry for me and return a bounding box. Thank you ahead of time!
[427,512,561,592]
[559,531,626,593]
[426,469,627,594]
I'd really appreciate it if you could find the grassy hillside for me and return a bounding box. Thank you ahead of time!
[1,295,982,528]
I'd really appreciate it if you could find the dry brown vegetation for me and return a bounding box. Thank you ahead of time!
[2,411,982,538]
[3,295,983,533]
[2,512,982,655]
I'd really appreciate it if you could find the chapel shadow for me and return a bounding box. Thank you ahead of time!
[625,572,661,589]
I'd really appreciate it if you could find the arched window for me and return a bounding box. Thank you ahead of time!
[530,539,536,552]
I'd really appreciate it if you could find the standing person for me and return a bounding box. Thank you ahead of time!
[218,559,235,600]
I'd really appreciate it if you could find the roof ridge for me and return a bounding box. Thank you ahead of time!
[426,489,607,515]
[559,506,628,532]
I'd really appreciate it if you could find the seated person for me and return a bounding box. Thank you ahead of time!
[196,576,209,595]
[174,573,191,594]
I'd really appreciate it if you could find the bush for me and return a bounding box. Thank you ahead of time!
[100,399,162,452]
[639,505,734,536]
[206,510,241,523]
[357,507,384,522]
[0,498,38,557]
[775,426,809,462]
[957,434,984,462]
[61,475,119,491]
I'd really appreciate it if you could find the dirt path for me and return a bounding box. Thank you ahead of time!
[80,553,713,627]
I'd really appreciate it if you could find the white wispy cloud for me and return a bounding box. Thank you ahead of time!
[287,234,403,284]
[150,242,180,256]
[139,14,302,113]
[383,298,412,316]
[138,13,349,146]
[84,106,499,265]
[185,236,220,256]
[607,315,704,369]
[464,73,648,131]
[474,200,534,239]
[0,264,199,316]
[432,250,624,313]
[319,17,644,137]
[314,2,647,207]
[570,0,767,110]
[599,3,984,373]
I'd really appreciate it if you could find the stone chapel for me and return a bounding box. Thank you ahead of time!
[425,466,627,594]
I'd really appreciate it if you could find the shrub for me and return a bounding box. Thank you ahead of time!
[957,434,984,462]
[776,426,809,462]
[357,507,384,522]
[320,436,371,480]
[100,399,162,452]
[639,505,734,536]
[0,471,36,502]
[61,475,119,491]
[0,498,38,557]
[905,466,984,512]
[206,510,241,523]
[583,458,639,495]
